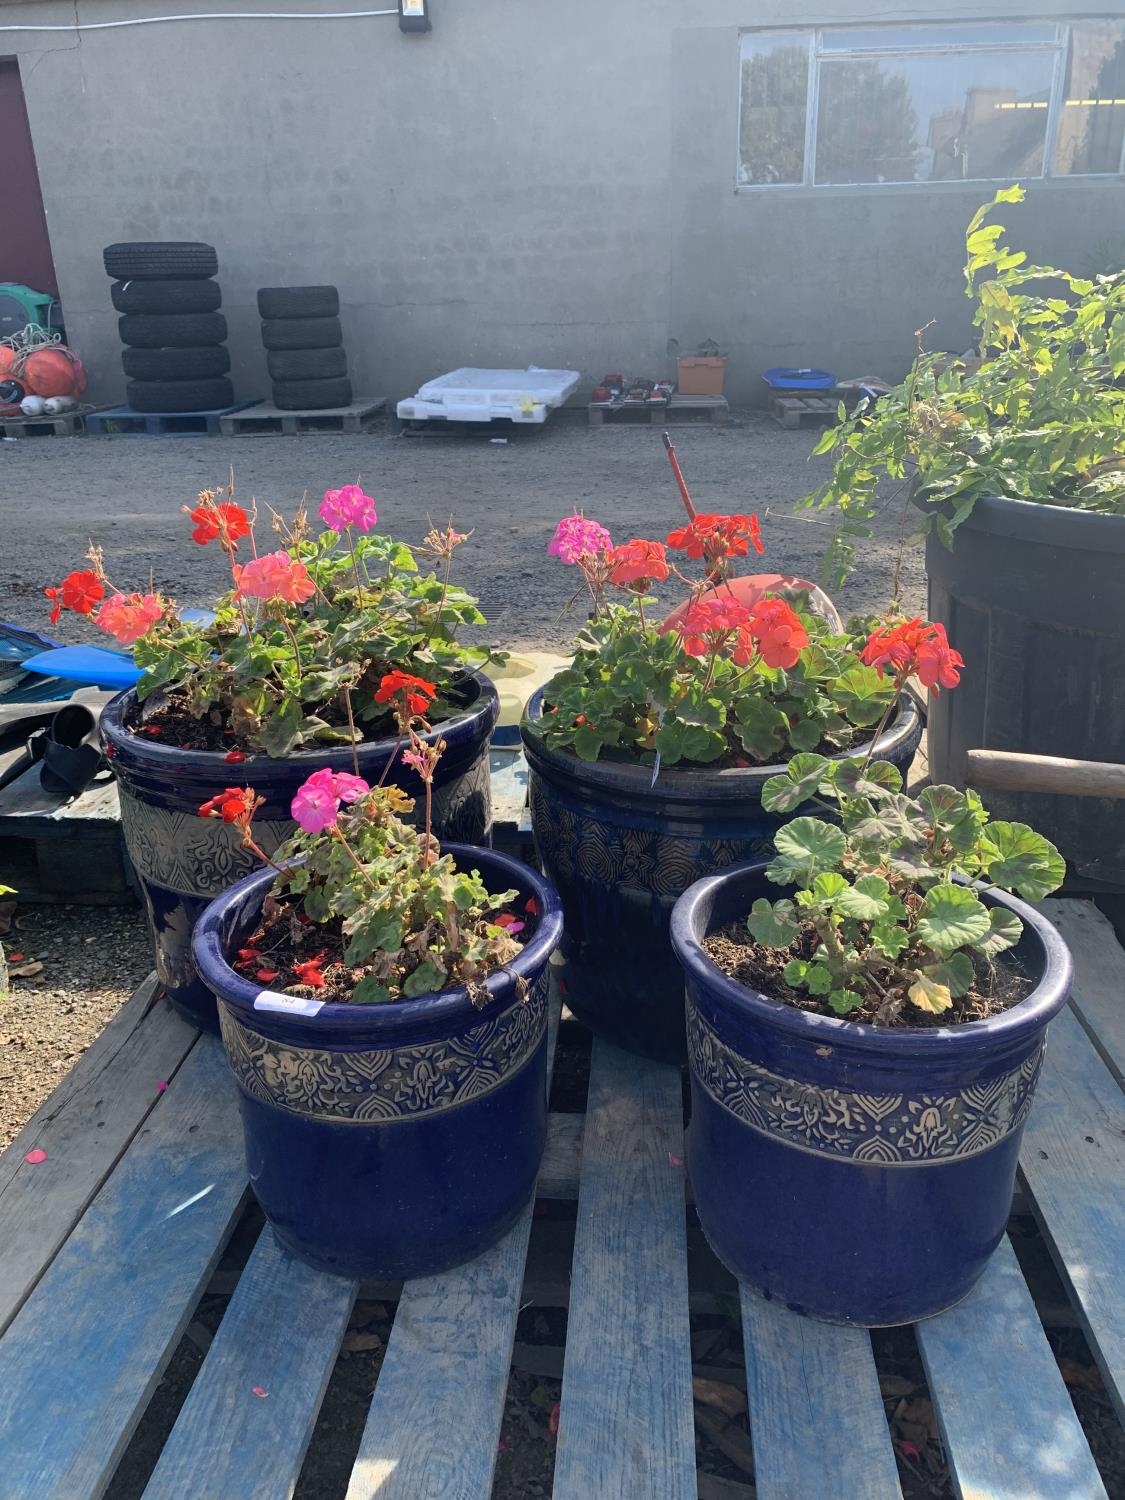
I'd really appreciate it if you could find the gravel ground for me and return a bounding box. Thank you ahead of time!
[0,903,151,1149]
[1,410,925,650]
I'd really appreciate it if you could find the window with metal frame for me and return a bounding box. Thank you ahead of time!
[738,20,1125,188]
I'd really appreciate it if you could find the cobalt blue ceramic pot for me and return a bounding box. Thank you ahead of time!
[102,673,499,1034]
[670,860,1072,1326]
[520,692,921,1065]
[192,844,563,1280]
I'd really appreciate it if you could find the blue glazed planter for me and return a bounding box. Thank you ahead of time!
[670,861,1072,1326]
[193,845,563,1280]
[520,692,921,1065]
[102,673,498,1034]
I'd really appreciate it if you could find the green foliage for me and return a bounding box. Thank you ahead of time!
[531,600,895,768]
[132,518,501,755]
[276,786,520,1004]
[799,185,1125,587]
[748,757,1064,1022]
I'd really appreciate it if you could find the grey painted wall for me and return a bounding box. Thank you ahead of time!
[2,0,1123,405]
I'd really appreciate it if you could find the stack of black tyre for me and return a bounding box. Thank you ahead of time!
[258,287,351,411]
[103,241,233,413]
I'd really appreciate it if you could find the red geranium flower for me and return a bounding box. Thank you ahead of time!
[224,749,248,763]
[748,598,809,670]
[607,539,669,589]
[861,617,964,693]
[677,598,754,660]
[44,569,105,625]
[198,786,260,829]
[375,670,438,718]
[666,513,764,564]
[255,968,280,983]
[293,955,328,989]
[188,501,251,549]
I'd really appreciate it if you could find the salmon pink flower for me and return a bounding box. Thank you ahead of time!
[320,485,377,533]
[94,592,164,646]
[607,539,668,589]
[375,670,437,718]
[548,514,612,564]
[748,598,809,670]
[233,551,316,605]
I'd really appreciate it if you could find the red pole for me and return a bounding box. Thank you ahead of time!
[662,431,697,520]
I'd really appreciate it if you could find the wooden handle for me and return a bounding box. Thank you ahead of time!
[965,749,1125,800]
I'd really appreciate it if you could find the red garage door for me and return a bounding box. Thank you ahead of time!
[0,59,58,296]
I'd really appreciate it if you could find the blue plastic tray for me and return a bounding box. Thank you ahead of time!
[20,646,142,690]
[762,367,836,391]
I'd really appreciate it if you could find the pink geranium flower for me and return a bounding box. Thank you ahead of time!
[319,485,377,534]
[234,551,316,604]
[94,592,164,646]
[548,514,612,565]
[291,768,371,834]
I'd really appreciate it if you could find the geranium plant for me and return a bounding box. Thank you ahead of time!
[537,509,954,767]
[737,617,1062,1024]
[212,675,534,1004]
[44,479,499,757]
[800,184,1125,587]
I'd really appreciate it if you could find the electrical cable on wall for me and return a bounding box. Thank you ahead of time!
[0,6,397,31]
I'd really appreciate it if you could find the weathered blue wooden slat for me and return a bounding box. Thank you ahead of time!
[345,989,562,1500]
[740,1287,902,1500]
[918,1236,1108,1500]
[141,1230,356,1500]
[1020,1003,1125,1423]
[0,979,198,1336]
[1040,899,1125,1085]
[553,1040,696,1500]
[0,1037,247,1500]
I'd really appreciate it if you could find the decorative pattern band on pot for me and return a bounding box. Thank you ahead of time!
[218,977,548,1125]
[119,794,290,896]
[528,782,765,898]
[687,999,1043,1167]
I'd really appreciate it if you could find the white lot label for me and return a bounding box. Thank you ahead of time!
[254,990,325,1017]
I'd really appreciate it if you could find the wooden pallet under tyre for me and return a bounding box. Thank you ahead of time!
[0,407,106,439]
[767,390,838,430]
[85,401,259,438]
[219,396,387,436]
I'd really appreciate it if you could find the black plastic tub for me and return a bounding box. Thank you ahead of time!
[925,495,1125,886]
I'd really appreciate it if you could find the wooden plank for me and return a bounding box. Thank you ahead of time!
[0,1037,248,1498]
[0,978,198,1335]
[142,1230,356,1500]
[968,749,1125,800]
[538,1111,582,1199]
[917,1236,1108,1500]
[1040,899,1125,1085]
[1020,1003,1125,1422]
[345,990,562,1500]
[553,1040,695,1500]
[740,1288,902,1500]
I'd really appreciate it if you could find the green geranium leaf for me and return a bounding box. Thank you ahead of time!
[870,921,910,959]
[975,906,1023,958]
[351,975,392,1004]
[831,665,896,727]
[767,818,847,886]
[918,784,988,854]
[786,717,824,752]
[783,958,810,986]
[811,871,849,904]
[806,964,833,996]
[829,988,864,1015]
[832,758,903,798]
[980,822,1066,901]
[402,957,448,998]
[915,884,991,956]
[833,873,892,921]
[573,725,605,762]
[928,951,975,998]
[734,698,789,761]
[760,754,831,814]
[747,898,801,949]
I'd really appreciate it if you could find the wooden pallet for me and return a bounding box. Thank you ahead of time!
[85,401,259,438]
[0,768,133,903]
[0,898,1121,1496]
[588,393,729,427]
[219,396,387,436]
[0,407,104,439]
[767,390,839,430]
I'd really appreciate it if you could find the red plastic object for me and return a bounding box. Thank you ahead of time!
[661,573,842,633]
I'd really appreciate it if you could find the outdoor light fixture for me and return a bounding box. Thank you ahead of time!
[398,0,430,32]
